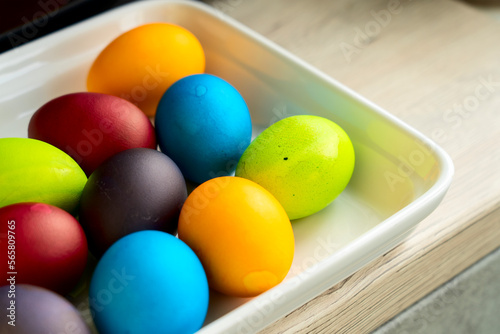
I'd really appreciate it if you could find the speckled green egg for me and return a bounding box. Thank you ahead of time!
[0,138,87,213]
[235,115,355,220]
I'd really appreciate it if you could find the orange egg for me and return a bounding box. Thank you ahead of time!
[178,177,295,297]
[87,23,205,117]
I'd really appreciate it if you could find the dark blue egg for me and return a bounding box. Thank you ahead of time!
[155,74,252,184]
[89,231,209,334]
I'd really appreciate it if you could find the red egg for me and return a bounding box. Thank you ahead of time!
[28,92,157,175]
[0,203,88,295]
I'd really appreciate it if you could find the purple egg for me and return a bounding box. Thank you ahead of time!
[79,148,187,256]
[0,284,91,334]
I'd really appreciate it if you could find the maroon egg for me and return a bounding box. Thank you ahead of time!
[79,148,187,256]
[28,92,157,176]
[0,284,91,334]
[0,203,88,296]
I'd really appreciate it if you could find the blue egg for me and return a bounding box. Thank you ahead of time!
[155,74,252,184]
[89,231,209,334]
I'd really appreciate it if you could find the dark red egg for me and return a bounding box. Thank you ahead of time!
[0,203,88,295]
[28,92,156,175]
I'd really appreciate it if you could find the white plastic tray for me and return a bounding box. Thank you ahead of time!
[0,1,454,333]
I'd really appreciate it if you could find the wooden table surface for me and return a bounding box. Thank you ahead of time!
[205,0,500,332]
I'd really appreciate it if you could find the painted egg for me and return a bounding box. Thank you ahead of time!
[155,74,252,184]
[87,23,205,117]
[0,138,87,213]
[235,115,355,220]
[0,284,91,334]
[79,148,187,256]
[178,176,294,297]
[90,231,208,334]
[0,203,87,295]
[28,92,156,176]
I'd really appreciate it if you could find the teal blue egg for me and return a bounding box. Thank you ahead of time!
[89,231,209,334]
[155,74,252,184]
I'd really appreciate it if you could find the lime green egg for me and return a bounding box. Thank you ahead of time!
[235,115,355,220]
[0,138,87,213]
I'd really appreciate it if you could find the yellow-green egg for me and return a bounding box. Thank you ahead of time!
[235,115,355,220]
[0,138,87,213]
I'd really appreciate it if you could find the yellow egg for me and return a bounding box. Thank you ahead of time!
[236,115,355,220]
[178,177,294,297]
[87,23,205,117]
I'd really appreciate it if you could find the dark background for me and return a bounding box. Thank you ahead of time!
[0,0,137,53]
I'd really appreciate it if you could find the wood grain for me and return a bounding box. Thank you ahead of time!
[205,0,500,332]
